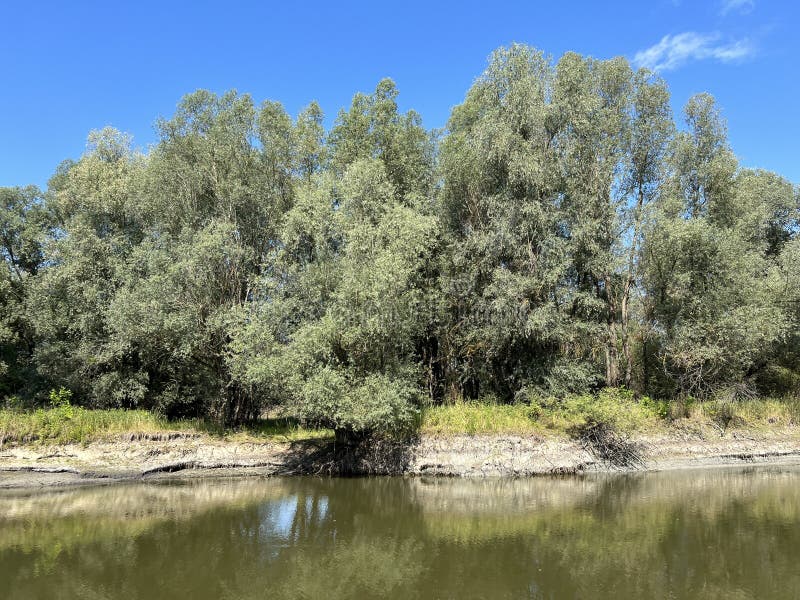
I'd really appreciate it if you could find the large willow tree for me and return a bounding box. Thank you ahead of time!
[437,45,675,401]
[229,80,439,436]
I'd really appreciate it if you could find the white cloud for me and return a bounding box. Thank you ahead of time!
[633,32,754,71]
[720,0,755,16]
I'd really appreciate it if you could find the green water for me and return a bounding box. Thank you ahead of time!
[1,467,799,599]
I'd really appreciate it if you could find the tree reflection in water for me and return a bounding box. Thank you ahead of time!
[2,467,800,599]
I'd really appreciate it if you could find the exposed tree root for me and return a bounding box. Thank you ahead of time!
[274,434,420,476]
[570,418,646,470]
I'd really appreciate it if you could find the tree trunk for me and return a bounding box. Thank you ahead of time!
[605,330,620,388]
[619,185,647,391]
[620,281,633,389]
[605,275,620,388]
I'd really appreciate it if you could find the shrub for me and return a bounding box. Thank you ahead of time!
[49,387,74,420]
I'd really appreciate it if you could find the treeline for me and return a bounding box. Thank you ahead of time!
[1,45,798,432]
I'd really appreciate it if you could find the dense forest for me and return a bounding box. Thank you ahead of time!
[1,45,798,434]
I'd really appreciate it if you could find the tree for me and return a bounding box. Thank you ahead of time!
[610,69,673,389]
[27,128,147,406]
[230,81,438,436]
[5,44,798,423]
[643,95,789,397]
[328,78,435,200]
[438,45,579,400]
[437,45,672,399]
[0,186,50,399]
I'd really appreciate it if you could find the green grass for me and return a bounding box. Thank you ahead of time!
[0,408,332,446]
[210,418,334,443]
[420,403,541,436]
[420,389,663,436]
[690,396,800,430]
[0,408,195,445]
[419,390,800,437]
[1,390,797,446]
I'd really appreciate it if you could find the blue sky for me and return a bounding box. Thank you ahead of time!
[1,0,798,188]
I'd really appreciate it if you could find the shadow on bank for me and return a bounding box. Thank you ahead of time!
[274,428,422,476]
[269,412,645,476]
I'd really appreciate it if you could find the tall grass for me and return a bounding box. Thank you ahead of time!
[420,390,662,436]
[1,391,797,446]
[421,403,541,436]
[420,390,800,437]
[0,408,194,445]
[0,408,332,446]
[695,396,800,430]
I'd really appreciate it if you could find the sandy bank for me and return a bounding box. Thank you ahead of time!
[1,427,798,488]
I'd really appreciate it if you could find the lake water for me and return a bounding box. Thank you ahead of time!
[1,466,799,599]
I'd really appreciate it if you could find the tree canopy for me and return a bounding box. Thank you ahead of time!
[1,44,798,433]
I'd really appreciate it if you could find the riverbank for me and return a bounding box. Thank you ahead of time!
[1,424,799,488]
[2,394,799,487]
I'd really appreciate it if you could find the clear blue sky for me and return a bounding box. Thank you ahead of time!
[1,0,798,188]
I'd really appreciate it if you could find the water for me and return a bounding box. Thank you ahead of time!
[1,467,799,599]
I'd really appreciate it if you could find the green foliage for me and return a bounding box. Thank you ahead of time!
[49,387,74,420]
[0,408,332,446]
[642,95,796,398]
[639,395,670,420]
[230,84,438,433]
[421,400,541,436]
[547,389,660,434]
[0,185,50,399]
[436,45,678,401]
[1,44,797,434]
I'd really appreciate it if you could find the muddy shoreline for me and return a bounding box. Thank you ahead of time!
[1,428,799,489]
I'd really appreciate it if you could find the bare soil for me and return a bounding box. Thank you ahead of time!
[1,426,798,488]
